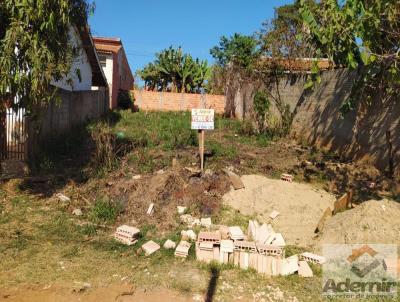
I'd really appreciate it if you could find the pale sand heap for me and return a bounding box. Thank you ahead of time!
[223,175,335,248]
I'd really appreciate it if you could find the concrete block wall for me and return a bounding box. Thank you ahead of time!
[133,90,225,114]
[225,69,400,174]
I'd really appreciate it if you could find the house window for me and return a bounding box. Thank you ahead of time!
[99,55,107,67]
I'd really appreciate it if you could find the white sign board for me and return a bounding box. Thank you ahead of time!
[191,109,214,130]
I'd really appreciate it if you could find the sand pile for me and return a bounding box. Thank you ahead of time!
[318,198,400,246]
[222,175,336,248]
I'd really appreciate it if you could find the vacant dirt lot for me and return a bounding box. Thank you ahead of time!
[1,111,399,301]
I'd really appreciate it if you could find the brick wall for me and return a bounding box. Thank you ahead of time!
[133,90,225,114]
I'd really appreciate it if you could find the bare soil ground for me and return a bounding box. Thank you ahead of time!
[318,198,400,247]
[1,284,192,302]
[1,112,399,301]
[222,175,336,249]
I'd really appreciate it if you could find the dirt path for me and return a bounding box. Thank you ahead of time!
[0,284,194,302]
[222,175,336,249]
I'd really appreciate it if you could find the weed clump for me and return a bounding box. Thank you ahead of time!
[89,198,121,224]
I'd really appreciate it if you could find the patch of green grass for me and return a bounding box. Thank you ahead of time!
[39,213,82,242]
[10,195,26,207]
[80,224,98,237]
[207,141,237,159]
[62,245,80,258]
[91,237,132,253]
[171,279,193,294]
[284,245,308,257]
[112,111,198,151]
[7,229,31,251]
[213,206,254,230]
[89,197,121,224]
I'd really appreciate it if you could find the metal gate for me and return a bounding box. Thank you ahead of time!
[0,105,27,161]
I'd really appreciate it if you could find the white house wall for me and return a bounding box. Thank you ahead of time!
[102,54,114,89]
[51,26,93,91]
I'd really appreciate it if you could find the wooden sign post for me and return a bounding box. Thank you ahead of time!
[191,109,214,172]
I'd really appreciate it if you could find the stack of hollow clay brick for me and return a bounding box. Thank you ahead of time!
[196,231,221,263]
[175,240,191,258]
[195,222,325,277]
[114,225,140,246]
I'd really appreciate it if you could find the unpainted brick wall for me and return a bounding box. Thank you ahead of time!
[133,90,225,114]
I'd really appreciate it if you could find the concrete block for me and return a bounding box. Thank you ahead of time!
[256,243,283,257]
[177,206,186,214]
[198,231,221,244]
[146,203,154,216]
[257,254,266,274]
[199,241,214,251]
[248,220,257,240]
[196,244,214,263]
[271,233,285,247]
[213,247,220,261]
[186,230,197,241]
[233,251,240,267]
[56,193,70,203]
[249,253,258,270]
[256,224,274,244]
[116,225,140,237]
[220,239,234,253]
[300,252,326,264]
[239,252,249,269]
[271,257,282,276]
[163,239,176,249]
[175,240,191,258]
[142,240,160,256]
[228,253,234,264]
[298,261,313,277]
[234,241,257,253]
[281,173,293,182]
[265,232,276,245]
[229,226,245,241]
[281,255,299,276]
[219,251,229,264]
[200,217,212,228]
[266,256,274,276]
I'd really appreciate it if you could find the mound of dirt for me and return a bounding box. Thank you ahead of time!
[222,175,336,248]
[318,199,400,247]
[95,168,231,232]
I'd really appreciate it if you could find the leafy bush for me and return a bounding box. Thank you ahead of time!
[89,122,117,173]
[253,90,270,134]
[117,90,134,109]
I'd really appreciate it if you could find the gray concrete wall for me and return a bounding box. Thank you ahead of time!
[225,69,399,174]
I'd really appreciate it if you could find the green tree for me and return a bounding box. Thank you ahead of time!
[259,0,318,60]
[210,33,259,69]
[253,90,270,134]
[0,0,94,111]
[137,46,210,93]
[300,0,400,108]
